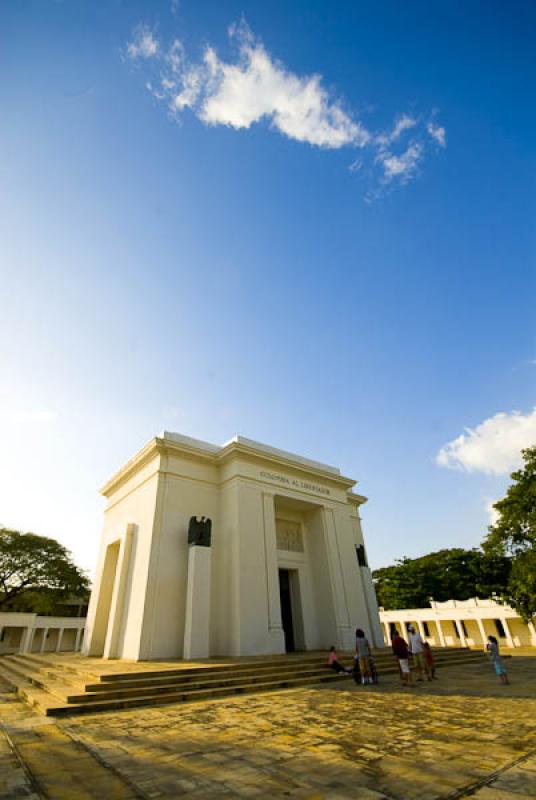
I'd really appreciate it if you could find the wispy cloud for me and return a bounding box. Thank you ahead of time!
[125,20,446,194]
[427,121,446,148]
[377,142,423,184]
[126,24,159,60]
[436,407,536,476]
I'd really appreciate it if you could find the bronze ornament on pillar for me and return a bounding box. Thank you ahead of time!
[187,516,212,547]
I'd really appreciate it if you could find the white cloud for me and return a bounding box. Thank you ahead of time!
[436,407,536,476]
[485,498,501,526]
[377,143,423,183]
[427,121,446,147]
[128,20,446,192]
[126,25,159,60]
[376,114,416,147]
[156,23,369,149]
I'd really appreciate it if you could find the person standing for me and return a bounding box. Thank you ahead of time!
[407,624,429,681]
[392,629,413,688]
[486,635,509,685]
[423,641,437,679]
[355,629,373,685]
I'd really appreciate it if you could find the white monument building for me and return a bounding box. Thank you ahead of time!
[83,433,383,661]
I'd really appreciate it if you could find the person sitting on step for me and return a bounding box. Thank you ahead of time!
[326,646,352,675]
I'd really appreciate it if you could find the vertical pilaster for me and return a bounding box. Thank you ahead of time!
[417,621,426,639]
[322,509,353,649]
[56,629,64,653]
[75,628,83,652]
[262,492,283,635]
[103,524,134,659]
[527,620,536,646]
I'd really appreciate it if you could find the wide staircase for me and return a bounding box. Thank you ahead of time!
[0,647,484,717]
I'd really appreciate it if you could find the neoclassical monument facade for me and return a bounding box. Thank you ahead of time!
[83,432,382,660]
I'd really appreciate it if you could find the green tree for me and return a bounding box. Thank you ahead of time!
[0,528,89,612]
[373,547,510,610]
[484,445,536,622]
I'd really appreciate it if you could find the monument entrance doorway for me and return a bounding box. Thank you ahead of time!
[278,569,295,652]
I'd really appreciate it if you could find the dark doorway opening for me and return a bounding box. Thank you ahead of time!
[278,569,295,652]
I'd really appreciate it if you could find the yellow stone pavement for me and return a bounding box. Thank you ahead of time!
[1,655,535,799]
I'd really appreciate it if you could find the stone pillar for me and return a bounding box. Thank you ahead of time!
[383,622,390,645]
[477,618,488,648]
[56,629,64,653]
[398,621,407,638]
[19,627,32,654]
[502,618,515,649]
[417,620,426,639]
[103,524,135,659]
[40,629,49,653]
[183,544,211,660]
[527,620,536,646]
[322,509,353,650]
[262,493,284,640]
[75,628,83,652]
[456,620,467,648]
[435,620,446,647]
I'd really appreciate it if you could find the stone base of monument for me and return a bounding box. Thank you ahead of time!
[0,648,486,717]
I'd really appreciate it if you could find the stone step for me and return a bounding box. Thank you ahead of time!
[5,654,84,687]
[0,649,486,717]
[68,654,484,705]
[81,650,482,694]
[94,648,477,683]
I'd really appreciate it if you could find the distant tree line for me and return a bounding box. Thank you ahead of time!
[374,445,536,622]
[0,528,89,616]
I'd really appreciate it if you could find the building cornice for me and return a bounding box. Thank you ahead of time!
[100,432,360,497]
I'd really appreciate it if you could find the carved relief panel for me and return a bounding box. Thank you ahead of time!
[275,519,304,553]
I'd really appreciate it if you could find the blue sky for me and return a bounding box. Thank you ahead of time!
[1,0,535,576]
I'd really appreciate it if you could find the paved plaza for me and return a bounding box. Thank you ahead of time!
[1,654,535,800]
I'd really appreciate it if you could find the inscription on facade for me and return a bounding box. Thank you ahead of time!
[260,471,330,496]
[276,519,304,552]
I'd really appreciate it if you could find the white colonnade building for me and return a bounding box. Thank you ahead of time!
[380,598,536,649]
[83,432,383,660]
[0,613,85,656]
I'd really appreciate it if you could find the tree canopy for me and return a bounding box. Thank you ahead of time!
[483,445,536,621]
[0,528,89,612]
[373,547,511,611]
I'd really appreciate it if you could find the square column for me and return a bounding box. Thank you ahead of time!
[183,544,211,659]
[40,629,49,653]
[56,629,64,653]
[501,618,515,648]
[19,627,33,654]
[455,620,467,647]
[477,618,488,648]
[435,620,446,647]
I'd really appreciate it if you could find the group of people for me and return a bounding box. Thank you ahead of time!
[327,624,510,688]
[390,625,436,687]
[326,628,378,685]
